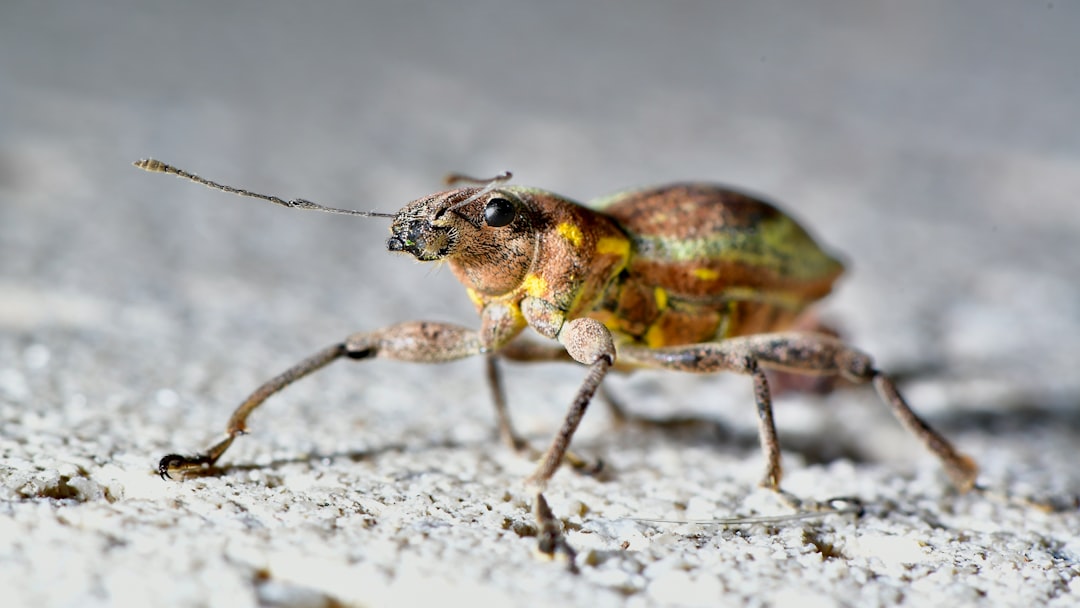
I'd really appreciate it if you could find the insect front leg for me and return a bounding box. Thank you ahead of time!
[526,326,614,490]
[158,321,484,479]
[522,317,616,566]
[617,332,978,495]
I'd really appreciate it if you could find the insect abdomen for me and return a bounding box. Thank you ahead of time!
[591,184,844,346]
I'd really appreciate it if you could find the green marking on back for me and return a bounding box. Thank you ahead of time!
[631,214,841,283]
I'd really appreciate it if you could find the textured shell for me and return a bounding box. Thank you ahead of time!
[588,184,844,346]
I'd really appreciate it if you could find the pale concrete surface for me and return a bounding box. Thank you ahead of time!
[2,1,1079,607]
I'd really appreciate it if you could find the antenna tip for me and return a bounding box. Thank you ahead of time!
[133,158,167,172]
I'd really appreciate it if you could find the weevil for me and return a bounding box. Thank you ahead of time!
[135,159,978,567]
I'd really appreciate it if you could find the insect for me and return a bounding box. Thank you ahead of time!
[135,158,978,568]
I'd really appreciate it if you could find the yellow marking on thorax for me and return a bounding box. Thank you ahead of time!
[506,301,526,326]
[692,267,720,281]
[522,273,548,297]
[557,222,584,248]
[596,235,630,258]
[465,287,485,308]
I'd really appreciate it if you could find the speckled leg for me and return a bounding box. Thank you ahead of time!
[617,332,978,493]
[158,321,483,479]
[490,340,605,473]
[486,340,572,452]
[522,318,617,569]
[484,354,528,452]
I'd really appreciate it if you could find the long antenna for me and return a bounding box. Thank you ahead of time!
[133,158,396,219]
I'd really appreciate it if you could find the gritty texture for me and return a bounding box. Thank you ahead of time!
[2,2,1080,607]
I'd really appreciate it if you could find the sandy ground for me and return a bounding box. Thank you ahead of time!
[2,1,1079,606]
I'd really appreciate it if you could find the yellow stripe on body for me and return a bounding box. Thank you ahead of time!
[644,324,667,348]
[692,267,720,281]
[654,287,668,310]
[596,236,630,259]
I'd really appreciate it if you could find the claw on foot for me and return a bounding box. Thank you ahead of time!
[564,452,605,477]
[534,493,579,574]
[516,440,605,479]
[157,453,213,480]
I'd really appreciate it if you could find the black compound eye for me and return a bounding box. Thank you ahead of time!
[483,197,516,227]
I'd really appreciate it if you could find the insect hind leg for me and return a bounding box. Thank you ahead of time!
[616,332,977,493]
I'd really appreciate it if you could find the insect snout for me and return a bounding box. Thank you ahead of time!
[387,220,453,261]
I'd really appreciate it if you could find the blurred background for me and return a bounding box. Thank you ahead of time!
[1,1,1078,606]
[4,0,1078,423]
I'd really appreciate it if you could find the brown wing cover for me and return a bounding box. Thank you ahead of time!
[591,185,844,345]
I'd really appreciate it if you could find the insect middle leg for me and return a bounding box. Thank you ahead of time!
[616,332,978,496]
[486,340,574,453]
[489,340,607,473]
[157,321,484,478]
[497,339,639,429]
